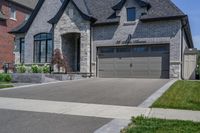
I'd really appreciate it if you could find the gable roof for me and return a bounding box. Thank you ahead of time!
[48,0,96,24]
[10,0,45,33]
[10,0,190,34]
[50,0,184,25]
[112,0,150,10]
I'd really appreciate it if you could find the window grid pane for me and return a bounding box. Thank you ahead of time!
[20,38,25,63]
[47,40,53,63]
[34,33,52,63]
[127,7,136,21]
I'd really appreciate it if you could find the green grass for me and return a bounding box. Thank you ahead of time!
[0,82,13,89]
[121,116,200,133]
[0,82,11,84]
[152,80,200,111]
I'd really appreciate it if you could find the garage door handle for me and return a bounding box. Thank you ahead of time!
[130,63,133,67]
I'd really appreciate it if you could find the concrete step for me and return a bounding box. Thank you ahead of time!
[44,77,58,83]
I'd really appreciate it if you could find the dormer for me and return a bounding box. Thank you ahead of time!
[112,0,150,23]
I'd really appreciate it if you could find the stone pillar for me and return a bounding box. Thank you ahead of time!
[80,31,90,73]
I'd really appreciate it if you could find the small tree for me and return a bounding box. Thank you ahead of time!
[51,49,70,73]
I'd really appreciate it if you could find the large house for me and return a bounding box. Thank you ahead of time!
[11,0,195,79]
[0,0,38,70]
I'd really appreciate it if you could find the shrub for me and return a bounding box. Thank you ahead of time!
[16,64,26,73]
[43,64,50,73]
[0,73,12,82]
[4,74,12,82]
[52,48,70,73]
[31,65,40,73]
[0,74,4,82]
[38,66,43,73]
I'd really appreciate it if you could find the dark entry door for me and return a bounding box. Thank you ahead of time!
[77,37,80,71]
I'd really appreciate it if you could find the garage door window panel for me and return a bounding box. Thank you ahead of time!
[98,47,114,53]
[151,45,169,53]
[132,46,148,53]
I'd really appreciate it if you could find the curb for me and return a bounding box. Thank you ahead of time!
[0,78,90,91]
[138,79,177,108]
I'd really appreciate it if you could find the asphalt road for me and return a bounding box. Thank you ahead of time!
[0,109,110,133]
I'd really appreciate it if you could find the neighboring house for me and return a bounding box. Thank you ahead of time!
[0,0,38,70]
[11,0,195,79]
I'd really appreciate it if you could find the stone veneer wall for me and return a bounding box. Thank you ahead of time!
[54,1,91,73]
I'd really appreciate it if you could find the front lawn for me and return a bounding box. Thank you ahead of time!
[0,82,13,89]
[152,80,200,111]
[121,116,200,133]
[0,84,13,89]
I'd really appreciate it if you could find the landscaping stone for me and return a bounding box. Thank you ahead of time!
[12,73,45,83]
[12,73,84,83]
[45,74,83,81]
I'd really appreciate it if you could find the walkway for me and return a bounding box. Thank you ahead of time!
[0,97,199,122]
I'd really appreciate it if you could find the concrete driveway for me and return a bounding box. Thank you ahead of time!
[0,78,169,133]
[0,78,169,106]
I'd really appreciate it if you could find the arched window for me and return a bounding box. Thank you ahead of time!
[34,33,53,63]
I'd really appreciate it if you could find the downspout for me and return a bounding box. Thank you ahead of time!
[181,19,188,80]
[51,24,55,73]
[89,23,92,77]
[180,24,184,80]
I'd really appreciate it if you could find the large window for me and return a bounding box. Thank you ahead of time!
[127,7,136,21]
[34,33,53,63]
[19,38,25,63]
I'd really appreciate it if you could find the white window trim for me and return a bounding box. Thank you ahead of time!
[10,5,16,20]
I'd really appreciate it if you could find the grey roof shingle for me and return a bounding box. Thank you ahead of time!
[71,0,185,24]
[11,0,188,32]
[7,0,38,9]
[84,0,121,24]
[141,0,185,20]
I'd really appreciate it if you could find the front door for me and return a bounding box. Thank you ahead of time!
[77,37,80,71]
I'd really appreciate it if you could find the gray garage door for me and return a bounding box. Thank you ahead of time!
[97,45,169,79]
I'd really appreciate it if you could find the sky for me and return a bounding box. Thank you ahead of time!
[172,0,200,49]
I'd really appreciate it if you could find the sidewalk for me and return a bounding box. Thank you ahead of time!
[94,108,200,133]
[0,97,199,133]
[148,108,200,122]
[0,97,199,122]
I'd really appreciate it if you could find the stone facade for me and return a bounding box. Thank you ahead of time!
[54,1,91,73]
[12,73,45,83]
